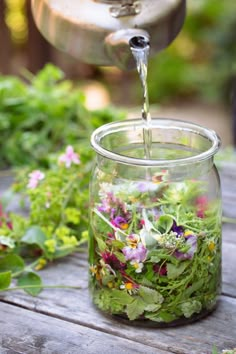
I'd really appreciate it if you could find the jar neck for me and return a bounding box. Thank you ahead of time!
[91,118,221,169]
[96,154,215,181]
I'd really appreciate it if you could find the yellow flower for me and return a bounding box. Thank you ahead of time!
[120,282,133,290]
[90,264,102,280]
[184,230,193,237]
[90,265,98,275]
[44,239,56,253]
[208,242,215,252]
[55,226,71,239]
[35,258,47,271]
[120,223,129,230]
[64,208,81,225]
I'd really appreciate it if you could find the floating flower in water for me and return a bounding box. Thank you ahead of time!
[90,264,102,281]
[120,281,139,294]
[171,221,184,236]
[152,170,168,183]
[101,251,126,270]
[111,216,129,230]
[136,181,158,193]
[208,241,216,252]
[196,195,208,218]
[126,234,140,248]
[130,260,144,273]
[58,145,80,168]
[174,233,197,260]
[27,170,45,189]
[122,241,147,263]
[153,263,167,276]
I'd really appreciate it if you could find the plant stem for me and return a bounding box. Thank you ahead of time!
[222,216,236,224]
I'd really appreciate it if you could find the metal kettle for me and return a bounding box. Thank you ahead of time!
[31,0,186,70]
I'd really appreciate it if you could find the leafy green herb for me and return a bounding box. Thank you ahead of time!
[89,173,221,324]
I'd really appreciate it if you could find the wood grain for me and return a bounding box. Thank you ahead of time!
[0,302,169,354]
[0,249,235,354]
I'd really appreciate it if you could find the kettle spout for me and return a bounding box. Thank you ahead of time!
[105,29,150,70]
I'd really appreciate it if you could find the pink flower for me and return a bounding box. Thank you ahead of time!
[27,170,45,189]
[58,145,80,168]
[196,195,208,218]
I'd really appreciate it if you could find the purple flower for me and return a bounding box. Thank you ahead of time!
[122,242,147,263]
[171,221,184,236]
[111,216,129,230]
[174,234,197,260]
[136,182,157,193]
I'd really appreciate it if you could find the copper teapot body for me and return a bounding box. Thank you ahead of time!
[31,0,186,70]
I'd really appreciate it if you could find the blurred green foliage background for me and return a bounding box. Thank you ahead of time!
[1,0,236,106]
[147,0,236,104]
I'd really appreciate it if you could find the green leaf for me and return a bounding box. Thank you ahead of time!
[139,286,164,304]
[0,254,25,273]
[167,261,189,280]
[111,289,133,305]
[126,298,146,320]
[114,251,126,263]
[146,311,177,323]
[95,236,106,252]
[111,240,125,249]
[180,300,202,318]
[22,226,47,250]
[0,236,15,249]
[144,304,162,312]
[183,279,205,298]
[156,215,173,233]
[17,272,42,296]
[0,271,11,290]
[146,250,161,263]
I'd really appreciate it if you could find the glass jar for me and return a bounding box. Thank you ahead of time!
[89,118,222,326]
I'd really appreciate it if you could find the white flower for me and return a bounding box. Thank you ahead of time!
[130,260,144,273]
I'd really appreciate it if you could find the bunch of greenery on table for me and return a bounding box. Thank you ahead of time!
[0,63,124,169]
[0,64,125,295]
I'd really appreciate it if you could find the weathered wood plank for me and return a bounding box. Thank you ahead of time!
[0,252,235,354]
[222,223,236,245]
[222,241,236,296]
[220,163,236,218]
[0,302,169,354]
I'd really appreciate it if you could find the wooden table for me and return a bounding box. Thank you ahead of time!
[0,164,236,354]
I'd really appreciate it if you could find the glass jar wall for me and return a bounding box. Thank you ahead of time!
[89,119,221,326]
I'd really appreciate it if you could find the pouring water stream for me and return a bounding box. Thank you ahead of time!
[130,36,152,160]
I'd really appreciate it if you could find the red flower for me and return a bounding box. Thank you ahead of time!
[153,264,167,276]
[101,252,126,270]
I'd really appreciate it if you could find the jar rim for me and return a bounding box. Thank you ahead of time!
[91,118,221,167]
